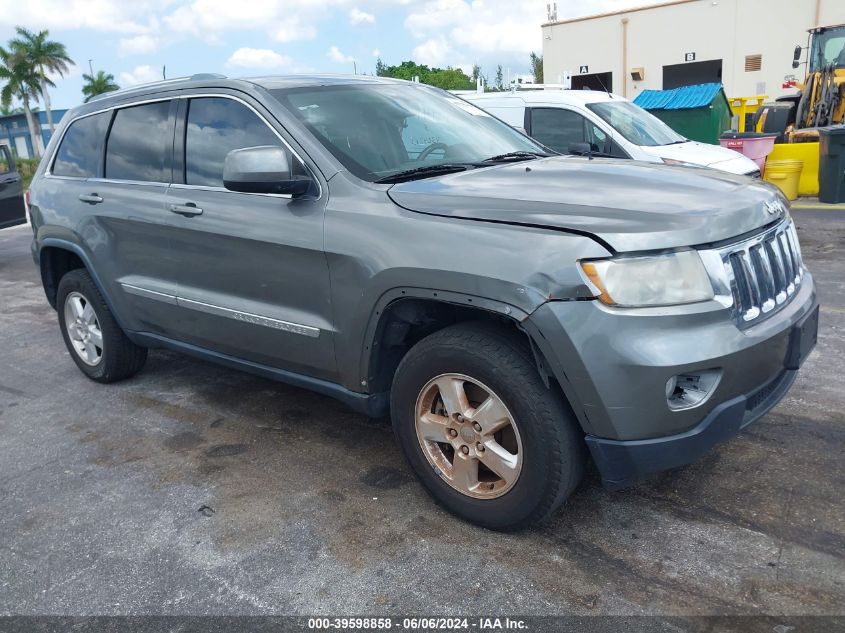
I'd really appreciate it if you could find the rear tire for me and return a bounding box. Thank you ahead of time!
[57,269,147,383]
[390,322,585,531]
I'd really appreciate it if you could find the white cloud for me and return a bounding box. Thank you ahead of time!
[349,7,376,25]
[412,36,451,67]
[161,0,354,40]
[119,34,158,56]
[372,48,381,57]
[272,18,317,43]
[405,0,469,32]
[225,48,293,70]
[119,65,162,86]
[0,0,170,33]
[327,46,356,64]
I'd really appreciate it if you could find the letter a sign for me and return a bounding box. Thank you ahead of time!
[579,65,589,74]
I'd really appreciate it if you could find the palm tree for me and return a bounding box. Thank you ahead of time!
[0,46,42,156]
[10,27,72,132]
[81,70,119,102]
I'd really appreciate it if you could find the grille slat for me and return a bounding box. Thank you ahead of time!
[720,220,804,326]
[776,232,794,292]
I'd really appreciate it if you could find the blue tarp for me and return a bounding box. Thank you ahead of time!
[633,83,724,110]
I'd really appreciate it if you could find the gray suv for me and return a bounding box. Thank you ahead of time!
[27,75,819,530]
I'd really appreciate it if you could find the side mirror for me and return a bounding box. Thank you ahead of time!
[223,145,311,196]
[792,45,802,68]
[568,142,592,156]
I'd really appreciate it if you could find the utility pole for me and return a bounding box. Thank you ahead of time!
[353,61,357,75]
[88,59,94,75]
[162,65,166,80]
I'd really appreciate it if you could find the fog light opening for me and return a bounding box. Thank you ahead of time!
[666,369,722,411]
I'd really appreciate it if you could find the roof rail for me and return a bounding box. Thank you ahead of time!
[509,83,569,92]
[86,73,229,102]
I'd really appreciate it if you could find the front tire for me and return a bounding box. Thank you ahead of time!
[57,269,147,383]
[390,322,585,531]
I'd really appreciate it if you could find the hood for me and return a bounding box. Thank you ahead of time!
[639,141,759,174]
[387,156,786,253]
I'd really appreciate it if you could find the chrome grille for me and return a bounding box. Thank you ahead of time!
[721,220,804,326]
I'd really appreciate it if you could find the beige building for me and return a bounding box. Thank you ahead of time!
[541,0,845,100]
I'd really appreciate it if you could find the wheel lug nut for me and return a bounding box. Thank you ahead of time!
[473,422,482,432]
[456,414,464,423]
[447,428,458,438]
[460,445,469,455]
[476,442,484,452]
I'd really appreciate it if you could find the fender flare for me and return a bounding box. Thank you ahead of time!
[38,237,129,331]
[357,286,530,389]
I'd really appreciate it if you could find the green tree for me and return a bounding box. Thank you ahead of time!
[0,103,23,116]
[81,70,119,102]
[375,57,387,77]
[530,52,544,84]
[495,65,503,91]
[10,27,73,132]
[0,46,42,156]
[375,60,474,90]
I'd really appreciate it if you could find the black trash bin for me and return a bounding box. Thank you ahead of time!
[818,125,845,203]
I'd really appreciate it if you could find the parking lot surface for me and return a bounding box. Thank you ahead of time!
[1,211,843,616]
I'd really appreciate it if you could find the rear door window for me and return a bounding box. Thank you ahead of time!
[105,101,173,182]
[52,112,110,178]
[184,97,284,187]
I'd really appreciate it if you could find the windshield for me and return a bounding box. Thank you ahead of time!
[587,100,685,147]
[272,83,546,182]
[811,27,845,71]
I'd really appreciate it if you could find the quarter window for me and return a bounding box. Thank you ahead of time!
[52,112,110,178]
[105,101,172,182]
[185,97,283,187]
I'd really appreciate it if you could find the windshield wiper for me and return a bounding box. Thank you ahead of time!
[663,140,688,145]
[374,164,473,184]
[479,151,549,163]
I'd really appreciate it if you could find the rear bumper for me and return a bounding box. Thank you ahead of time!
[585,368,796,489]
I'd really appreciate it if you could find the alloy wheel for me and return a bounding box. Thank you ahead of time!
[414,373,523,499]
[63,291,103,366]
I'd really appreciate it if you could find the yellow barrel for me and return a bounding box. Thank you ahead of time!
[764,159,804,200]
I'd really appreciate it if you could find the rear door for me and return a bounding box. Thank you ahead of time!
[0,145,26,229]
[86,99,184,336]
[164,94,336,380]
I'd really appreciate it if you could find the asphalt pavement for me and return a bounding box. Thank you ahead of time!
[0,210,843,617]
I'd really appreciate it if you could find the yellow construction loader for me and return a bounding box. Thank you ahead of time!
[788,24,845,136]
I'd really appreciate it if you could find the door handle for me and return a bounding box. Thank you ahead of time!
[78,193,103,204]
[0,176,19,184]
[169,202,203,217]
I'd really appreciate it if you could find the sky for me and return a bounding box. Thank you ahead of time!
[0,0,672,110]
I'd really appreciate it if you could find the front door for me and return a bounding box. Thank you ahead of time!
[0,145,26,229]
[165,95,336,381]
[527,107,626,158]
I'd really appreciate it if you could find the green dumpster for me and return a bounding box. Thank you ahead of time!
[632,83,732,145]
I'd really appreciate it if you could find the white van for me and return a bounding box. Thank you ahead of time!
[462,89,761,177]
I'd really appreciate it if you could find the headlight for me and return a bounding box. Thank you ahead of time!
[661,158,699,168]
[580,250,715,307]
